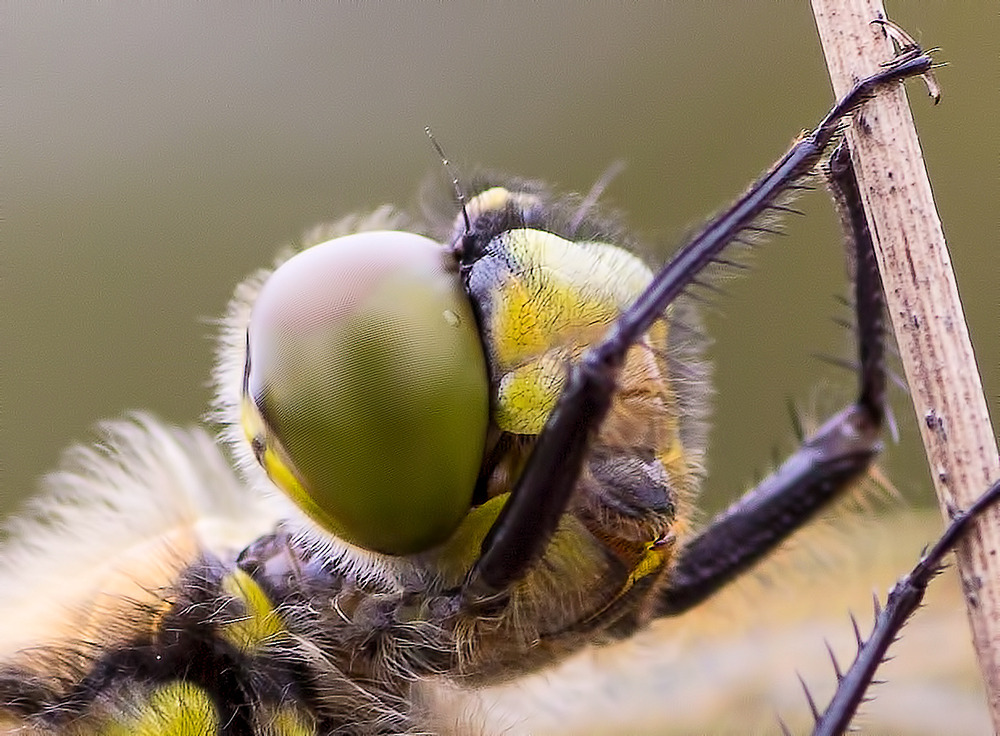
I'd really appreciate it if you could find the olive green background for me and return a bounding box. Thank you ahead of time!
[4,3,998,734]
[7,3,995,516]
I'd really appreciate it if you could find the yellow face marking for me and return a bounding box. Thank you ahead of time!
[468,221,698,527]
[495,352,566,435]
[430,494,509,585]
[487,230,631,368]
[474,228,664,438]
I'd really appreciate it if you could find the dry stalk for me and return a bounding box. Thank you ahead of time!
[810,0,1000,729]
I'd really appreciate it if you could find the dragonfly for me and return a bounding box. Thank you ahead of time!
[2,17,997,736]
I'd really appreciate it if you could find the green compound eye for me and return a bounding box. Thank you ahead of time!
[242,231,489,555]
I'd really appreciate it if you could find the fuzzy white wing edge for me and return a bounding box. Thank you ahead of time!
[0,414,281,656]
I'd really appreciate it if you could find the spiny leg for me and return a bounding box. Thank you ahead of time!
[806,478,1000,736]
[461,40,936,602]
[657,140,886,616]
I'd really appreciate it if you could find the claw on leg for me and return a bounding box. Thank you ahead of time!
[871,18,940,102]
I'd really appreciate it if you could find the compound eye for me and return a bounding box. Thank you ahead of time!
[241,231,489,555]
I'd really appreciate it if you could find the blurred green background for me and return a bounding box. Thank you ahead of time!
[4,3,998,733]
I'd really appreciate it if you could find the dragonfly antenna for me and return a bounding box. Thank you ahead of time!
[425,127,471,236]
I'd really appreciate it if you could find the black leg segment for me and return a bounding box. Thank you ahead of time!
[810,478,1000,736]
[656,141,890,617]
[465,42,936,601]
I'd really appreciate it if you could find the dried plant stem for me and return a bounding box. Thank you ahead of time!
[810,0,1000,729]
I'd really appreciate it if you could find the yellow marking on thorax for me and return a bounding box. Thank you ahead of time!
[97,681,218,736]
[219,567,285,654]
[261,704,318,736]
